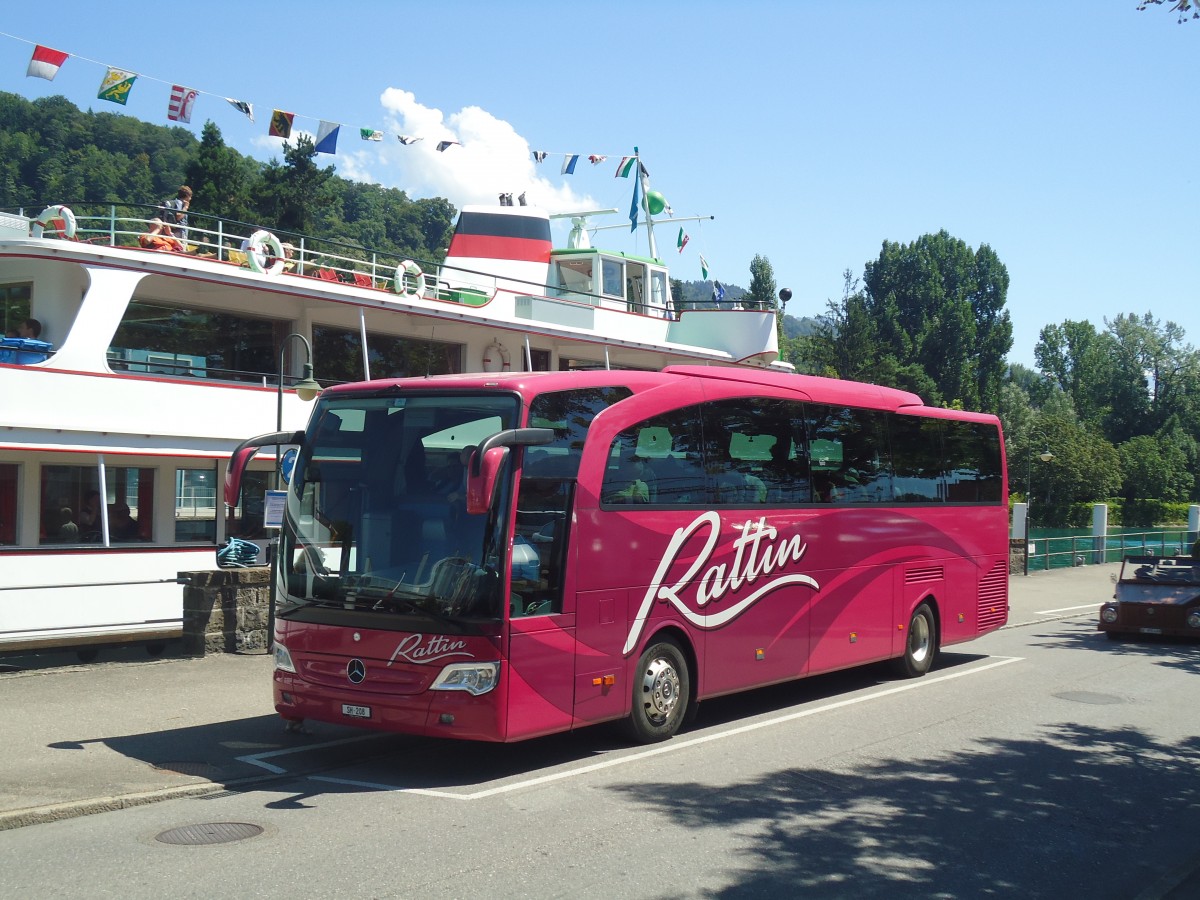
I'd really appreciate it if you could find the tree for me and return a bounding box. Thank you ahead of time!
[184,122,255,226]
[1136,0,1198,23]
[1118,434,1191,502]
[256,136,339,235]
[862,230,1012,412]
[745,254,777,312]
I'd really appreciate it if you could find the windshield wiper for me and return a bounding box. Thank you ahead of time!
[351,582,466,629]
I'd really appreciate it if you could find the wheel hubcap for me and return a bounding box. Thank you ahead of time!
[910,614,931,663]
[640,656,681,724]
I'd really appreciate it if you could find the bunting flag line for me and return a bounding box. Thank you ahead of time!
[227,98,254,122]
[588,155,607,165]
[167,85,197,123]
[700,254,709,280]
[315,121,340,154]
[98,68,137,106]
[360,128,383,141]
[26,44,68,81]
[396,135,422,145]
[562,154,579,175]
[677,228,689,253]
[269,109,294,139]
[532,150,548,163]
[436,140,459,152]
[615,156,636,178]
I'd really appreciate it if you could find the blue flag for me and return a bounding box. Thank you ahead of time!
[315,121,340,155]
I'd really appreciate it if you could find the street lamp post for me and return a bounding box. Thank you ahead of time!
[268,333,321,648]
[1023,437,1055,576]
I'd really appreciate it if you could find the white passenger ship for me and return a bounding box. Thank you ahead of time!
[0,189,786,655]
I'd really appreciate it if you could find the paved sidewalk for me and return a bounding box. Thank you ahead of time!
[0,564,1119,831]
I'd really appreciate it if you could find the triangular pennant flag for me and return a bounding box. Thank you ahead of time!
[677,228,689,253]
[168,86,198,123]
[562,154,579,175]
[315,121,340,154]
[98,68,137,106]
[396,135,422,145]
[27,45,68,81]
[269,110,295,139]
[436,140,459,152]
[227,99,255,122]
[700,254,709,280]
[533,151,548,163]
[360,128,383,141]
[615,157,636,178]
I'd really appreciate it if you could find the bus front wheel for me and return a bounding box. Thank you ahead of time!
[893,602,937,678]
[625,639,691,743]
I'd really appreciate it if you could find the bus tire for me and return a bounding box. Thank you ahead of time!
[892,602,937,678]
[625,638,691,743]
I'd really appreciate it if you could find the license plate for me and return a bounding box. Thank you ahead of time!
[1138,627,1163,634]
[342,704,372,719]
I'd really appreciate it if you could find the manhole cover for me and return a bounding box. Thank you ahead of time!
[1053,691,1124,705]
[156,823,264,846]
[153,761,222,777]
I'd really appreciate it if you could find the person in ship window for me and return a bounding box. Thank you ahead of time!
[108,502,140,541]
[139,218,184,253]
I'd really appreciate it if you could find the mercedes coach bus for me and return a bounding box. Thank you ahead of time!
[222,366,1008,743]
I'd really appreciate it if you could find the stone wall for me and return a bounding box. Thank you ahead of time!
[1009,539,1027,575]
[180,568,271,656]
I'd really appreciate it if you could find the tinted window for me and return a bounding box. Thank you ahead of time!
[890,416,945,502]
[603,405,706,506]
[806,405,892,504]
[701,399,809,506]
[944,421,1003,502]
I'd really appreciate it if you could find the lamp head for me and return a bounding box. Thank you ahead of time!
[1039,450,1054,463]
[294,362,322,402]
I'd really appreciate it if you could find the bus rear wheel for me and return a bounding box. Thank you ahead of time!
[893,602,937,678]
[625,638,691,743]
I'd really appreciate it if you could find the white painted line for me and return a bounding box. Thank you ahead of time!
[1036,603,1100,615]
[304,655,1024,800]
[236,734,380,774]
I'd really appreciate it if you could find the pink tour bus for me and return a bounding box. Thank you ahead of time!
[222,366,1009,743]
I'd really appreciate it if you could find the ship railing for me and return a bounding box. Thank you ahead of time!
[7,202,769,322]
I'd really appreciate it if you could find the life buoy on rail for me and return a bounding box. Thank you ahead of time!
[393,259,424,296]
[32,204,77,240]
[481,340,511,373]
[246,230,286,275]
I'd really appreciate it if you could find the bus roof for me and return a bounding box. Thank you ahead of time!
[318,366,994,419]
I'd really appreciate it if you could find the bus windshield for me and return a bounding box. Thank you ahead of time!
[279,392,520,624]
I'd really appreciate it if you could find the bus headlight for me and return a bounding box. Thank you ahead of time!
[1100,605,1119,624]
[1187,610,1200,629]
[430,661,500,696]
[274,642,297,673]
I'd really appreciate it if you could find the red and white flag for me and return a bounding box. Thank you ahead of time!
[27,45,69,81]
[168,85,198,123]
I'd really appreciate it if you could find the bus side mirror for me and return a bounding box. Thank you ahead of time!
[466,446,509,515]
[464,426,554,515]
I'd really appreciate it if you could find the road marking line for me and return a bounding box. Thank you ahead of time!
[236,734,380,774]
[1036,603,1100,615]
[303,655,1024,800]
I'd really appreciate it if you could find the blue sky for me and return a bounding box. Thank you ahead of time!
[1,2,1196,369]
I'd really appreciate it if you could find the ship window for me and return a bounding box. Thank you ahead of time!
[39,464,155,545]
[601,258,624,298]
[110,301,280,385]
[1,282,33,337]
[0,463,17,545]
[311,326,462,382]
[175,466,217,542]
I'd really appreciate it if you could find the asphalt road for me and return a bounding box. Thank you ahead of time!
[2,563,1198,899]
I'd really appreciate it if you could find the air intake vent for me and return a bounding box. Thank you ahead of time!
[905,566,944,584]
[977,561,1008,631]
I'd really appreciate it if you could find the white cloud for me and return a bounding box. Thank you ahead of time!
[377,88,595,213]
